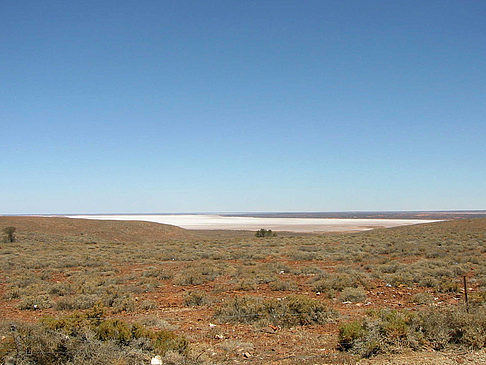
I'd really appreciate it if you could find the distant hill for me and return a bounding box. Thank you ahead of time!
[224,210,486,220]
[371,216,486,237]
[0,216,191,243]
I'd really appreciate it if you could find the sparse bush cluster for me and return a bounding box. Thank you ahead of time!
[255,229,276,238]
[174,264,222,286]
[311,270,370,300]
[215,295,335,327]
[376,259,468,292]
[339,287,367,303]
[269,279,298,291]
[0,306,190,365]
[338,307,486,357]
[183,291,211,307]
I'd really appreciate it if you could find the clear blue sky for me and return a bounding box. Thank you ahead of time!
[1,1,485,214]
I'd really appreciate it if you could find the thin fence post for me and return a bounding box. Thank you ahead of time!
[463,276,469,313]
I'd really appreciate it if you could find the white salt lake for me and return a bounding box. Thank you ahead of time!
[65,214,441,233]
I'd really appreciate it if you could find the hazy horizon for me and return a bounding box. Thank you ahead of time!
[5,209,486,216]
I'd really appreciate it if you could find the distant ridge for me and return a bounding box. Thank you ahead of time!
[221,210,486,220]
[6,210,486,220]
[0,216,190,243]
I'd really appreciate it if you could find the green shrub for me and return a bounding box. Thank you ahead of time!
[339,287,367,303]
[3,289,20,300]
[411,292,434,305]
[338,320,365,350]
[183,291,209,306]
[255,228,276,238]
[269,280,298,291]
[470,291,486,305]
[142,267,173,279]
[40,306,188,356]
[437,280,459,293]
[18,295,53,310]
[233,279,258,291]
[338,309,416,357]
[140,299,158,310]
[313,273,365,292]
[47,282,74,296]
[338,307,486,357]
[173,265,220,286]
[96,319,132,345]
[215,295,334,327]
[280,295,335,326]
[99,288,135,313]
[111,295,136,313]
[215,296,265,324]
[54,295,97,310]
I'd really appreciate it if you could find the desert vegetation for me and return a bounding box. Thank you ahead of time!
[0,216,485,363]
[2,226,16,243]
[255,228,277,238]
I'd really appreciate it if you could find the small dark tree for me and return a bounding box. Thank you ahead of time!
[255,228,276,238]
[3,226,16,242]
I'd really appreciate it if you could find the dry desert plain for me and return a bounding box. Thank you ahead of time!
[0,215,485,364]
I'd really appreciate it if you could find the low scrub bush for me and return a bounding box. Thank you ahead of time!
[54,294,98,310]
[313,272,368,292]
[47,282,74,296]
[173,265,220,286]
[99,288,136,313]
[142,267,173,279]
[111,295,136,313]
[338,306,486,357]
[140,299,158,310]
[233,279,258,291]
[339,287,367,303]
[411,292,434,305]
[183,291,210,307]
[0,306,189,365]
[18,295,53,310]
[215,295,335,327]
[269,279,298,291]
[255,229,276,238]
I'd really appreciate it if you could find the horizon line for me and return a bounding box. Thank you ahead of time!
[2,209,486,216]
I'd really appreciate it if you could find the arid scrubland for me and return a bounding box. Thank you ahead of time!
[0,216,485,364]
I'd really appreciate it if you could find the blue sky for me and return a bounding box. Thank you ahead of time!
[1,0,485,213]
